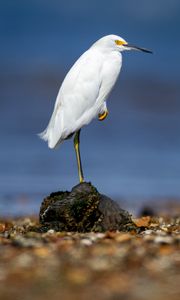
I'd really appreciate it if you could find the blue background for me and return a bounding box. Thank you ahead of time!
[0,0,180,215]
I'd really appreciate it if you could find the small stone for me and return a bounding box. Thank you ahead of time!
[114,233,132,243]
[80,239,92,246]
[0,223,5,233]
[143,229,154,235]
[96,233,106,239]
[133,216,151,227]
[154,236,173,244]
[47,229,55,234]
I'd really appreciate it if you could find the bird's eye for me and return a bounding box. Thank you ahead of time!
[115,40,126,46]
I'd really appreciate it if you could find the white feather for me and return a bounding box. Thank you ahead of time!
[39,35,123,149]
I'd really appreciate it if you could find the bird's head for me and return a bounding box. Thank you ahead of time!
[93,35,152,54]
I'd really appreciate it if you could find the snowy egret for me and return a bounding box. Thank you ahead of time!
[39,35,152,183]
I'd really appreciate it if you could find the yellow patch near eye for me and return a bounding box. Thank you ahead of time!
[115,40,127,46]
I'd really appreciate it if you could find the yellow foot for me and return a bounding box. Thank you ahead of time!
[79,176,84,183]
[98,110,108,121]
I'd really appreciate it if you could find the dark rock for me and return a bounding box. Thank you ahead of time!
[39,182,135,232]
[139,206,155,217]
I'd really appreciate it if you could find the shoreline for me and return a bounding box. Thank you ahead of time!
[1,194,179,218]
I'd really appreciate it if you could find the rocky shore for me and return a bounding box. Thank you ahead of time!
[0,212,179,300]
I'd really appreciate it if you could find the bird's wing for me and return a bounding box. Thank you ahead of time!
[44,49,104,148]
[58,49,103,113]
[41,48,121,148]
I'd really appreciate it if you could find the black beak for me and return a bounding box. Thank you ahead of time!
[125,44,153,54]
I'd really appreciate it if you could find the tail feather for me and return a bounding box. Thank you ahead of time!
[39,109,75,149]
[38,127,64,149]
[38,129,48,142]
[38,128,55,148]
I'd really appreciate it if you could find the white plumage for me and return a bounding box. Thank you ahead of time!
[39,34,152,182]
[39,35,124,148]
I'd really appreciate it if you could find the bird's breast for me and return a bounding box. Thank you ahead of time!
[97,52,122,103]
[102,52,122,83]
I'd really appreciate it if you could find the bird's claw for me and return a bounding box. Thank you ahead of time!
[98,110,109,121]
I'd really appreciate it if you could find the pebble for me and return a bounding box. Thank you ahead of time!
[0,223,5,233]
[154,236,173,244]
[47,229,55,234]
[143,230,154,235]
[80,239,93,246]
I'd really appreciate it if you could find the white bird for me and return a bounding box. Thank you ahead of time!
[39,34,152,183]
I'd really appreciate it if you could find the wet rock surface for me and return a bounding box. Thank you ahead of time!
[39,182,134,232]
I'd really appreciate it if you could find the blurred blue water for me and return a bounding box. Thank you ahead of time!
[1,1,180,78]
[0,1,180,216]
